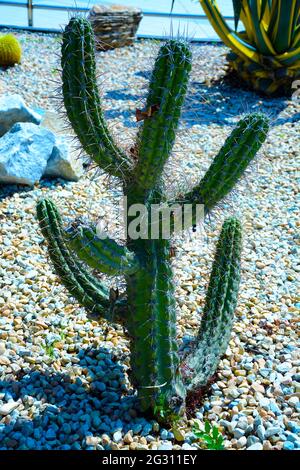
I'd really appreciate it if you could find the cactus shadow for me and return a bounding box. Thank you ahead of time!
[0,346,140,450]
[105,90,141,102]
[181,80,292,127]
[104,108,137,128]
[106,71,295,129]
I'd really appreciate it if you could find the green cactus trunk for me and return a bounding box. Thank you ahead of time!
[36,17,270,419]
[125,239,184,412]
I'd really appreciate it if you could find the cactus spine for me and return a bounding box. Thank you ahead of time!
[37,17,269,418]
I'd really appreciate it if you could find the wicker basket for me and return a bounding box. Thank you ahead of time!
[88,4,143,50]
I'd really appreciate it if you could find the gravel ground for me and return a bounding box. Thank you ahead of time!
[0,31,299,451]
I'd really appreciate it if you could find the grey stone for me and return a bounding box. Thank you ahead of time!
[182,443,195,450]
[254,416,263,429]
[265,426,282,439]
[236,436,247,449]
[158,441,173,450]
[233,428,245,439]
[236,420,249,431]
[0,401,20,416]
[44,135,84,182]
[113,431,122,443]
[256,425,265,442]
[276,362,290,373]
[247,443,263,450]
[0,123,55,185]
[0,94,42,136]
[247,435,260,446]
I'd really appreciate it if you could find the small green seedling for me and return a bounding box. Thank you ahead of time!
[193,420,224,450]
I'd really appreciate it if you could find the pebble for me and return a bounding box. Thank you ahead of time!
[0,401,20,416]
[158,442,173,450]
[283,441,295,451]
[256,425,266,442]
[265,426,282,439]
[113,431,123,443]
[247,443,263,450]
[236,436,247,449]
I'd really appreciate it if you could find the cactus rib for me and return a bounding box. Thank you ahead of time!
[61,17,131,178]
[126,239,185,412]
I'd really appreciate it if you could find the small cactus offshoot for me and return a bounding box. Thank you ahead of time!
[36,17,269,419]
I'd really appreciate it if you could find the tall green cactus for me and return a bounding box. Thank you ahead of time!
[37,17,269,419]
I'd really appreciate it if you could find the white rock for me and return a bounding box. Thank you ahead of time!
[236,436,247,449]
[44,135,84,182]
[113,431,123,443]
[288,396,299,407]
[0,94,42,136]
[247,443,263,451]
[0,401,20,416]
[0,122,55,185]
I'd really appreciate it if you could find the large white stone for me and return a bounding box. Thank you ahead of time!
[0,94,42,136]
[0,401,20,416]
[0,122,55,185]
[44,135,84,182]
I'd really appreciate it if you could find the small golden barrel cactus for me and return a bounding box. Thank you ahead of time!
[0,34,22,66]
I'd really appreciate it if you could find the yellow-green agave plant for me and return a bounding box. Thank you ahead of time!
[199,0,300,95]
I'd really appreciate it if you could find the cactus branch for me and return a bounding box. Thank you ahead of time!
[172,113,269,225]
[182,217,242,390]
[61,17,131,178]
[66,225,140,276]
[37,199,123,321]
[133,40,192,192]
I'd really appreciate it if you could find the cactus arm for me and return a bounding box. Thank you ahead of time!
[182,217,242,390]
[36,199,123,321]
[66,225,140,276]
[171,113,269,226]
[61,17,131,178]
[133,40,192,192]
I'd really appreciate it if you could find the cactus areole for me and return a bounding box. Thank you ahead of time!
[37,17,269,419]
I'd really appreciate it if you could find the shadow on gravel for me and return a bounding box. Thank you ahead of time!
[0,184,33,202]
[105,70,298,129]
[0,347,139,450]
[105,90,141,102]
[0,178,72,202]
[183,80,294,127]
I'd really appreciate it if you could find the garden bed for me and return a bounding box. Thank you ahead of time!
[0,31,299,450]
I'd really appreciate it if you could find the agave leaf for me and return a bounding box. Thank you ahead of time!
[232,0,243,30]
[260,0,271,21]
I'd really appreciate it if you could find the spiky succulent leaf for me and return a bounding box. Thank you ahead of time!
[199,0,300,95]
